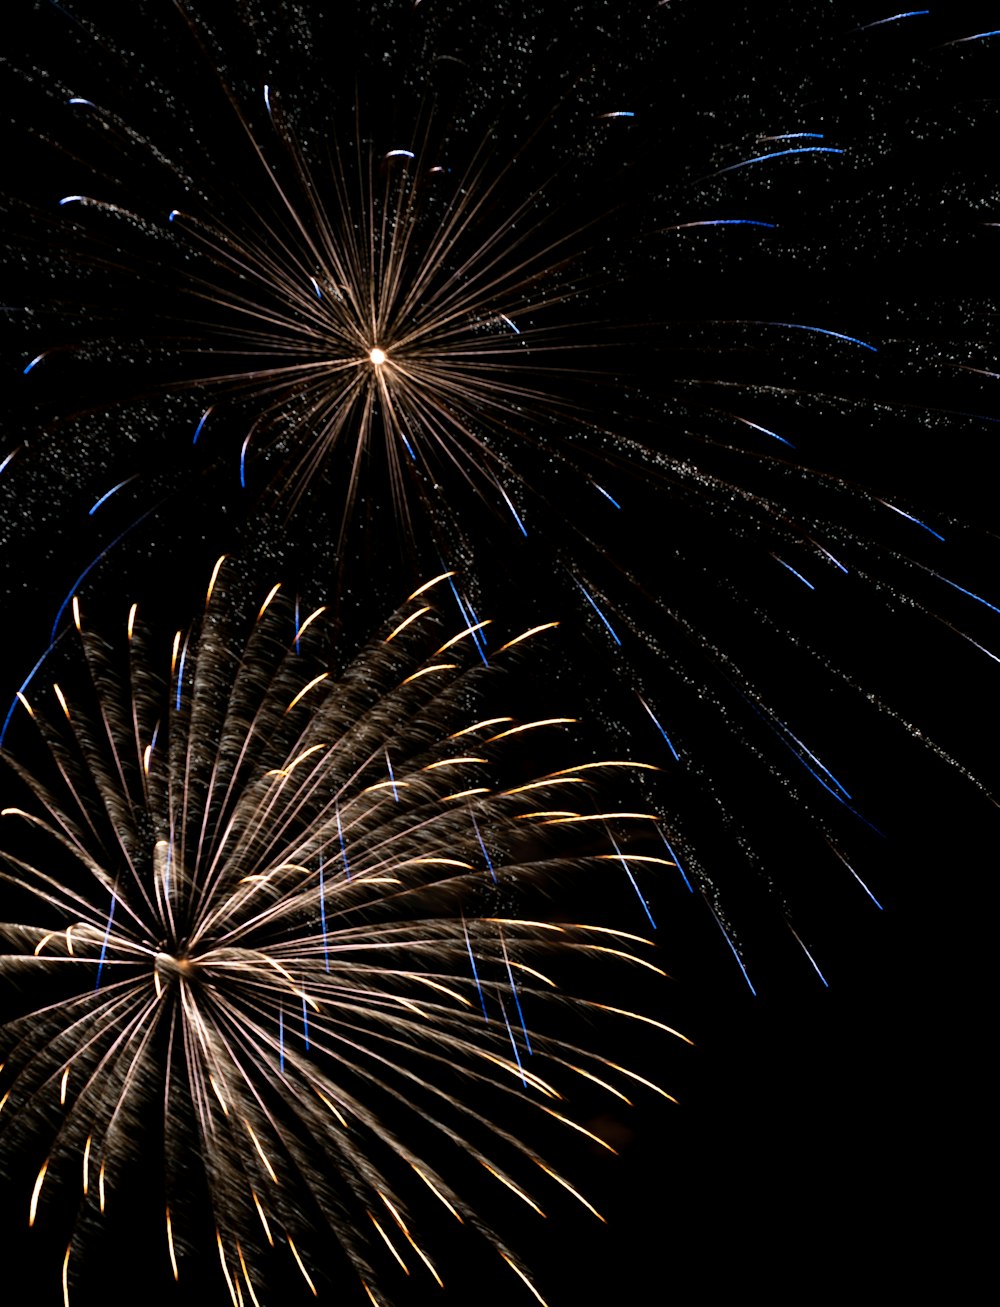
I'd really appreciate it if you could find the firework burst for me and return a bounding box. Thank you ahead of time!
[4,0,998,979]
[0,564,682,1305]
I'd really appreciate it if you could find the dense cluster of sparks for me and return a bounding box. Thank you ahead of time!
[0,565,683,1304]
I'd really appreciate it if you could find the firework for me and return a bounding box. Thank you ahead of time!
[0,563,682,1305]
[3,3,997,973]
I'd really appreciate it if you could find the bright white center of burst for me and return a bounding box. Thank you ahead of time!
[369,347,387,366]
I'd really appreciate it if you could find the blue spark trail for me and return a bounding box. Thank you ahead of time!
[948,29,1000,45]
[302,996,310,1052]
[934,572,1000,617]
[336,808,350,880]
[192,407,213,444]
[471,812,496,883]
[498,995,527,1087]
[95,891,117,990]
[279,1004,285,1072]
[879,500,945,541]
[715,146,844,175]
[175,641,187,711]
[755,321,878,352]
[856,10,929,30]
[385,751,399,801]
[498,485,528,537]
[609,833,656,929]
[575,580,621,645]
[318,855,330,971]
[735,417,794,448]
[778,724,851,801]
[446,576,488,664]
[89,477,137,516]
[658,829,693,892]
[705,900,756,996]
[463,919,489,1022]
[500,935,531,1054]
[637,695,679,761]
[788,924,829,987]
[830,846,883,910]
[594,483,621,508]
[775,557,816,590]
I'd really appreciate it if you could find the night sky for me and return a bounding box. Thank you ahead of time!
[1,3,994,1303]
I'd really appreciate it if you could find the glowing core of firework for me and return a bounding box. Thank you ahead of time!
[369,347,387,366]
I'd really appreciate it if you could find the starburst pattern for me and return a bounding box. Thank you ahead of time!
[0,566,680,1305]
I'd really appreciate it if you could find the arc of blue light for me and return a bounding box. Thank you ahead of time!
[575,580,621,645]
[192,407,213,445]
[501,939,531,1054]
[498,485,527,537]
[336,808,350,880]
[302,995,310,1052]
[880,501,945,541]
[88,476,136,516]
[609,833,656,929]
[0,449,19,476]
[319,855,330,971]
[294,597,301,654]
[716,146,844,175]
[278,1004,285,1072]
[779,725,851,800]
[677,219,777,229]
[463,920,488,1022]
[498,994,527,1087]
[446,576,488,664]
[788,924,829,987]
[705,900,756,996]
[833,849,884,910]
[637,695,679,761]
[594,483,621,508]
[762,132,826,140]
[775,557,816,590]
[658,829,693,893]
[471,812,496,883]
[175,640,187,711]
[856,10,929,30]
[385,751,399,802]
[949,29,1000,45]
[756,321,878,352]
[934,572,1000,617]
[738,418,794,448]
[95,892,117,990]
